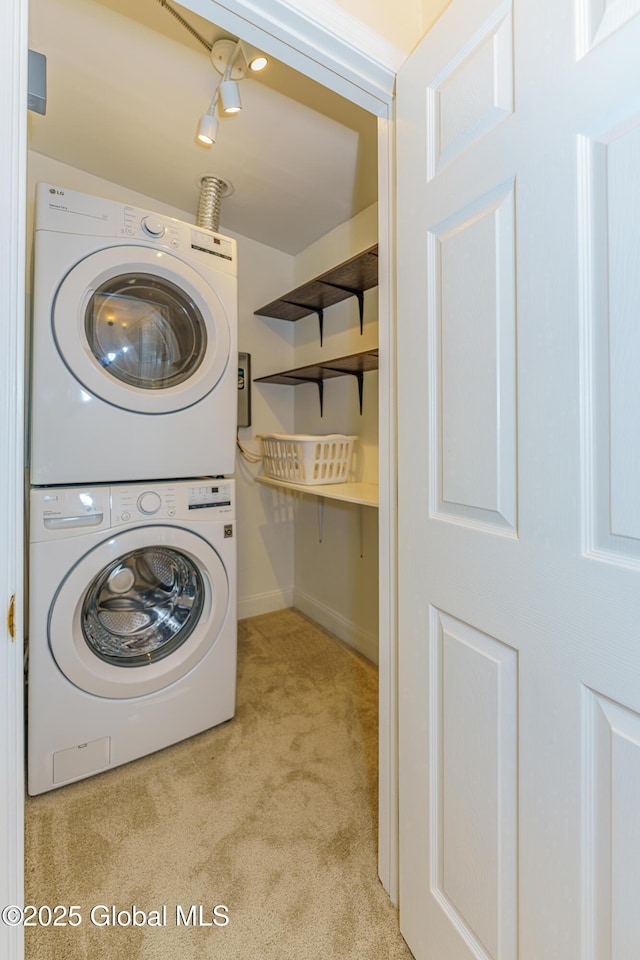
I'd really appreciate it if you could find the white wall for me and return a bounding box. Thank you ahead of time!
[291,205,379,662]
[26,152,296,618]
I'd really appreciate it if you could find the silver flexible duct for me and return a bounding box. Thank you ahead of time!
[196,176,225,233]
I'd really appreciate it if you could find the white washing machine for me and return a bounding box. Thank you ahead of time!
[28,479,236,795]
[29,183,238,485]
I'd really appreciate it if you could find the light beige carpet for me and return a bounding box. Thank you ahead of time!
[25,609,413,959]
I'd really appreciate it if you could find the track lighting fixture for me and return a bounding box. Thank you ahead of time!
[195,37,268,146]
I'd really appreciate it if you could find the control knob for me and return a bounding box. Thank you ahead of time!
[141,216,165,238]
[137,491,162,515]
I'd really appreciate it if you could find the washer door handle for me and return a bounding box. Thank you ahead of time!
[44,513,104,530]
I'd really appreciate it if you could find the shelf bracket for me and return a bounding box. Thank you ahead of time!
[317,497,324,543]
[322,368,365,414]
[291,377,325,416]
[320,282,365,334]
[281,300,325,345]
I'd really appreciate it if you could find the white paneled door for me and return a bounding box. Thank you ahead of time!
[397,0,640,958]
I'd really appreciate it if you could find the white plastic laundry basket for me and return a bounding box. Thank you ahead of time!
[258,434,357,485]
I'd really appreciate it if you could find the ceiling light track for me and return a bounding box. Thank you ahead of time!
[154,0,212,52]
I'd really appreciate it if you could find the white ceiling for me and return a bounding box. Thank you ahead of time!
[27,0,378,255]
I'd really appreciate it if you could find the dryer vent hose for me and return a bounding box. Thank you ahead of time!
[196,176,225,234]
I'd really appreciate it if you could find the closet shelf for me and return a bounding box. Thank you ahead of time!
[254,244,378,344]
[254,349,378,415]
[256,476,378,508]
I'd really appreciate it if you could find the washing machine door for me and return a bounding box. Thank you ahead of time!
[49,525,229,698]
[52,246,232,414]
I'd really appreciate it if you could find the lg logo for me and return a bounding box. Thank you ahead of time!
[48,188,64,195]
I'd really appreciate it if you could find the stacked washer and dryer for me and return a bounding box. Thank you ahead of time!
[28,183,239,795]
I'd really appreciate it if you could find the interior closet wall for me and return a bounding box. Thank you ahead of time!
[291,206,379,663]
[25,152,297,618]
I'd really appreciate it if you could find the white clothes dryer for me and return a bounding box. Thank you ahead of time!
[28,479,236,795]
[29,183,238,485]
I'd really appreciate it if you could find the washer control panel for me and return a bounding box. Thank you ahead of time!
[111,480,234,525]
[31,481,235,539]
[112,484,178,525]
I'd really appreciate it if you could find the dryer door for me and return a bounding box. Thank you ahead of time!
[52,246,232,414]
[49,525,229,698]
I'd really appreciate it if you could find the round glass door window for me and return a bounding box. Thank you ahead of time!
[85,273,206,390]
[81,547,204,667]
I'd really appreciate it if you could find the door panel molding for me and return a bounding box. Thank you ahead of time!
[577,0,640,58]
[582,687,640,959]
[428,180,518,535]
[431,609,518,960]
[427,1,514,179]
[578,112,640,566]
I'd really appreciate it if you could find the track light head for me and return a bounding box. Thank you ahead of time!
[219,80,242,114]
[248,54,268,71]
[196,111,219,145]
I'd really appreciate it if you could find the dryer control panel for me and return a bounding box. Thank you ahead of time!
[116,204,237,275]
[33,184,237,277]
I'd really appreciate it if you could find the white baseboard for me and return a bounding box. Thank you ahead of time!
[238,587,294,620]
[293,588,378,664]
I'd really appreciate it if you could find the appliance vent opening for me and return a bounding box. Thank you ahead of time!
[196,176,230,233]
